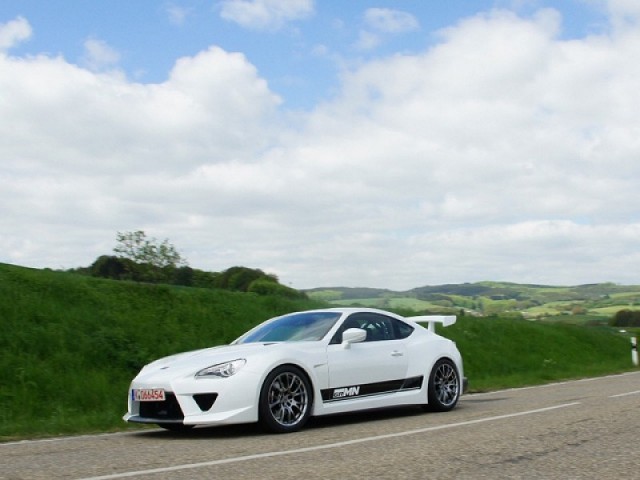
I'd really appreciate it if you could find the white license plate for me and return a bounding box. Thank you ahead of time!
[132,388,165,402]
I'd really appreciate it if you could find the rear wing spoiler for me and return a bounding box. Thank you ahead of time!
[409,315,456,333]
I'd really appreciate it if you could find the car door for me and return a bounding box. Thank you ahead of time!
[324,312,410,402]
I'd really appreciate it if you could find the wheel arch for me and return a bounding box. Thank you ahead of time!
[424,356,462,412]
[258,362,316,410]
[430,355,458,371]
[257,362,316,433]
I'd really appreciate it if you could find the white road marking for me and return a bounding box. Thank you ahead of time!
[5,372,637,448]
[75,402,580,480]
[608,389,640,398]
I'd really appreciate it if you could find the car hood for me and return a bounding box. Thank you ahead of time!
[136,342,293,380]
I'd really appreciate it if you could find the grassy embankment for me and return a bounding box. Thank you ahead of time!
[0,263,635,441]
[0,263,323,440]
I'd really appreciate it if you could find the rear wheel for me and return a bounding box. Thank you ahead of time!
[259,365,312,433]
[424,359,460,412]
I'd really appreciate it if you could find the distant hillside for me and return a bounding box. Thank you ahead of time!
[306,281,640,320]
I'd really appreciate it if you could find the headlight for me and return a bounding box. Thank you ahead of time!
[195,359,246,378]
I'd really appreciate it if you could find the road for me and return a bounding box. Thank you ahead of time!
[2,371,639,479]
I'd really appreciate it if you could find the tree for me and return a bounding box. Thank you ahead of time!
[89,255,132,280]
[215,266,269,291]
[113,231,187,269]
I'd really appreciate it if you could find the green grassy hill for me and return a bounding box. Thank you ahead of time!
[0,263,323,440]
[1,264,636,441]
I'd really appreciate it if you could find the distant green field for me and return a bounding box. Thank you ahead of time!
[522,305,561,316]
[329,297,383,307]
[329,297,443,311]
[591,306,636,315]
[1,264,637,441]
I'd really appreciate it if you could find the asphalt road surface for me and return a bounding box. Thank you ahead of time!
[2,371,639,480]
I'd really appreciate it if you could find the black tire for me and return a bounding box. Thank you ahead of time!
[424,358,460,412]
[158,423,195,432]
[258,365,312,433]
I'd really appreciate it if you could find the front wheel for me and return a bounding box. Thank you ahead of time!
[424,359,460,412]
[258,365,312,433]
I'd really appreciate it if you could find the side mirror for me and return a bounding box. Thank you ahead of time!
[342,328,367,348]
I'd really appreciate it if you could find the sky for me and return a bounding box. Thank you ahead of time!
[2,0,640,291]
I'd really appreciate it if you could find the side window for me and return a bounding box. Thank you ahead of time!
[393,318,414,339]
[331,313,412,343]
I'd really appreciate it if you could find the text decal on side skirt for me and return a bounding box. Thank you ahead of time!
[333,386,360,398]
[321,376,423,403]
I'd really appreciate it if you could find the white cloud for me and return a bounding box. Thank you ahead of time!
[81,38,121,72]
[0,16,32,50]
[2,5,640,289]
[606,0,640,31]
[607,0,640,18]
[219,0,314,31]
[354,30,381,50]
[363,8,419,34]
[166,5,191,26]
[355,8,419,50]
[0,44,282,270]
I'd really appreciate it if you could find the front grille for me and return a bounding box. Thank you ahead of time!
[139,392,184,420]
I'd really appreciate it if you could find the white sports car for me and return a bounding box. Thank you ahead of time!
[124,307,466,433]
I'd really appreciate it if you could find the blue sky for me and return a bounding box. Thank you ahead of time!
[2,1,640,289]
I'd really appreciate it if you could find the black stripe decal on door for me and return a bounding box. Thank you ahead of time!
[321,376,423,403]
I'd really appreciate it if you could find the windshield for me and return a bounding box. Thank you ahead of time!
[236,311,341,344]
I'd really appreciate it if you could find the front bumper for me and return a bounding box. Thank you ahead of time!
[124,370,262,427]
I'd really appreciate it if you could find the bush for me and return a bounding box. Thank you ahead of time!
[81,258,304,297]
[610,309,640,327]
[215,266,275,291]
